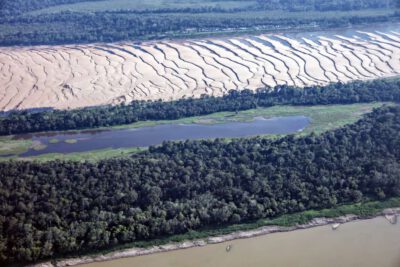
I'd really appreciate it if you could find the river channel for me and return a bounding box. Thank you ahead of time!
[81,216,400,267]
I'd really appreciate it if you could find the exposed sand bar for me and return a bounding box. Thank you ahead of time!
[31,208,400,267]
[1,24,400,111]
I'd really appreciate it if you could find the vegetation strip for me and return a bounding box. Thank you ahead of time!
[1,78,400,135]
[35,199,400,267]
[0,0,398,46]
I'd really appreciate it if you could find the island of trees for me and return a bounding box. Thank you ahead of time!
[0,104,399,265]
[0,0,399,46]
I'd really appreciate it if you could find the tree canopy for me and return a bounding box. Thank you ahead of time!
[1,105,399,264]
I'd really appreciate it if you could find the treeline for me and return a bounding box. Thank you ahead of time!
[257,0,397,11]
[1,0,395,16]
[2,79,400,135]
[0,0,398,46]
[1,10,398,46]
[0,105,399,264]
[0,0,103,15]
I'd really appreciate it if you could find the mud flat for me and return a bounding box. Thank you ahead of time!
[31,208,400,267]
[1,24,400,111]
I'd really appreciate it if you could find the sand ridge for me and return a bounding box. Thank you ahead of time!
[1,27,400,111]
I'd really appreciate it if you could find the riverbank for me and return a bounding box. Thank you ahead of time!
[31,200,400,267]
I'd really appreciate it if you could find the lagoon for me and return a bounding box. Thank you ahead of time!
[17,115,309,157]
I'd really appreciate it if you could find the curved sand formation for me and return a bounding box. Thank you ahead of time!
[1,26,400,111]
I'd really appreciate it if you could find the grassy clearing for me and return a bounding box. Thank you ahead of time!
[49,138,60,144]
[0,102,387,161]
[169,8,396,20]
[0,136,32,156]
[253,103,386,135]
[28,0,257,14]
[76,197,400,258]
[32,144,47,151]
[27,2,394,19]
[110,102,387,133]
[20,147,146,162]
[64,139,78,144]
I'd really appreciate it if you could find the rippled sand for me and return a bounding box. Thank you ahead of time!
[1,26,400,111]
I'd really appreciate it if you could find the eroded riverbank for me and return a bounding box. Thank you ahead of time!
[31,208,400,267]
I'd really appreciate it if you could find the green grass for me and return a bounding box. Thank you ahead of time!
[27,2,394,20]
[28,0,257,14]
[0,102,387,161]
[72,197,400,258]
[64,139,78,144]
[252,103,386,136]
[24,147,146,162]
[32,144,47,151]
[0,136,32,156]
[49,138,60,144]
[108,102,387,132]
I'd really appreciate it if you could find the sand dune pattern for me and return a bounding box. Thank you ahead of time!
[1,28,400,111]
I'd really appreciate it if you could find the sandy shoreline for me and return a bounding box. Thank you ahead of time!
[1,24,400,111]
[31,208,400,267]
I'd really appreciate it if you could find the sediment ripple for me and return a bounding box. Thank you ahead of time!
[0,25,399,111]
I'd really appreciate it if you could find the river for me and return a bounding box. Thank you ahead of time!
[80,217,400,267]
[16,115,309,156]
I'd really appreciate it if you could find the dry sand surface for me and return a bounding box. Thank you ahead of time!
[1,26,400,111]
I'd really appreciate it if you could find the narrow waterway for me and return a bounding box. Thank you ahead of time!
[16,115,309,156]
[81,217,400,267]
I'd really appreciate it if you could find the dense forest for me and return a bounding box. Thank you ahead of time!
[257,0,397,11]
[1,12,396,46]
[0,0,399,45]
[0,0,103,15]
[1,0,396,15]
[0,105,399,264]
[1,79,400,135]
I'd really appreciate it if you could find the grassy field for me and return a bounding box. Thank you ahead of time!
[28,0,257,14]
[0,102,387,161]
[0,137,32,156]
[20,147,146,162]
[108,102,387,134]
[22,8,398,39]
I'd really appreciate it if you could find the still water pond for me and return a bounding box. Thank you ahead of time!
[81,216,400,267]
[18,116,309,156]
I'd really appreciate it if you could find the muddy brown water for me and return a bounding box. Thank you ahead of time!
[80,217,400,267]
